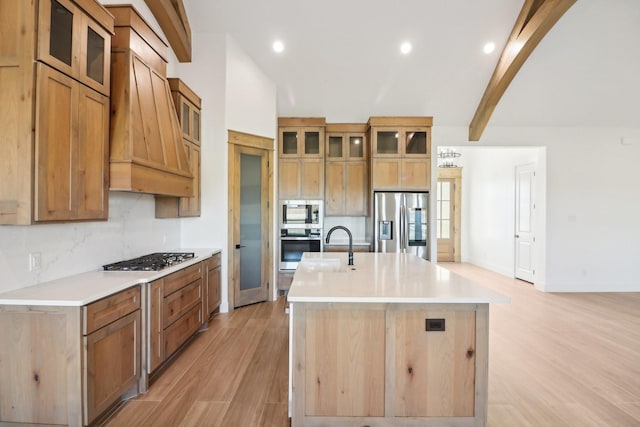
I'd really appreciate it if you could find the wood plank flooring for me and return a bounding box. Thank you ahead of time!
[102,264,640,427]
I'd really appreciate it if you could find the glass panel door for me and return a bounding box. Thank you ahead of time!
[239,153,262,292]
[85,26,104,84]
[405,130,427,155]
[50,0,74,66]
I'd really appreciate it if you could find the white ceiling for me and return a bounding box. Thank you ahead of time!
[187,0,640,130]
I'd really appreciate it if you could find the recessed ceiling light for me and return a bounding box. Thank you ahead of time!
[483,42,495,54]
[273,40,284,53]
[400,42,412,55]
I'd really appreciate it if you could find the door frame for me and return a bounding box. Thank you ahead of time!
[227,130,274,310]
[436,167,462,262]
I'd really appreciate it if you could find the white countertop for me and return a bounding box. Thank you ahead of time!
[0,249,220,307]
[287,252,509,304]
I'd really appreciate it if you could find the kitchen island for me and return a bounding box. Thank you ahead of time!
[287,252,508,427]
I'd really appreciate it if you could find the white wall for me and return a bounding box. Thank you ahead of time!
[451,147,540,279]
[434,126,640,292]
[176,18,277,310]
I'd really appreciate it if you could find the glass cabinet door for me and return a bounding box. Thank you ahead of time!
[303,130,320,155]
[181,100,191,137]
[403,129,428,156]
[49,0,74,67]
[375,130,399,155]
[348,134,365,159]
[193,110,201,142]
[39,0,77,76]
[327,134,344,159]
[281,130,298,155]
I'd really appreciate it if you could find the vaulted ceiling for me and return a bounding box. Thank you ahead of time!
[185,0,640,137]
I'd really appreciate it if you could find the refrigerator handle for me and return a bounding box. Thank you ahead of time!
[400,203,406,251]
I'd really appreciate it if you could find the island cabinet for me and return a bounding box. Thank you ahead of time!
[148,262,204,374]
[156,78,202,218]
[0,286,141,426]
[292,303,484,426]
[324,124,369,216]
[0,0,114,224]
[369,116,433,191]
[278,118,326,200]
[288,252,507,427]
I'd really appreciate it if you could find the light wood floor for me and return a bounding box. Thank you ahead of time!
[102,264,640,427]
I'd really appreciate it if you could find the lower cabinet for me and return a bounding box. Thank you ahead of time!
[148,262,203,374]
[0,286,141,426]
[204,253,222,318]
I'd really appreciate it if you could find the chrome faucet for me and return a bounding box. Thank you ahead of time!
[325,225,354,266]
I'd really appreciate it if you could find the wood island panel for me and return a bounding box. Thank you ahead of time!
[304,307,385,417]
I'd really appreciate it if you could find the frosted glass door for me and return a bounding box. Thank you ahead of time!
[239,153,262,292]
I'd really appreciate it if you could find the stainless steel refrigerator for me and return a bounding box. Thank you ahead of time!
[374,191,429,260]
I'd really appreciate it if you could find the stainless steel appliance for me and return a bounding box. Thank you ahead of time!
[102,252,195,271]
[374,191,429,260]
[279,200,323,270]
[279,228,322,270]
[281,200,322,229]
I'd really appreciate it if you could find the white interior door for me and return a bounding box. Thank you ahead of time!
[515,163,535,283]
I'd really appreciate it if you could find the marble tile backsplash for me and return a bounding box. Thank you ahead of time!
[0,192,181,294]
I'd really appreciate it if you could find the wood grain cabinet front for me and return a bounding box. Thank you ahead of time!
[147,261,205,375]
[0,0,113,224]
[0,285,141,426]
[369,117,433,191]
[155,78,203,218]
[324,126,368,216]
[291,302,486,426]
[278,118,326,200]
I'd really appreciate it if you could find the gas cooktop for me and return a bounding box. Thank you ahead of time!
[102,252,195,271]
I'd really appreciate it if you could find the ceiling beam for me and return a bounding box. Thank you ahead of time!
[144,0,192,62]
[468,0,576,141]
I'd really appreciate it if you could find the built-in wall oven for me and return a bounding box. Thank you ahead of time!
[279,200,323,270]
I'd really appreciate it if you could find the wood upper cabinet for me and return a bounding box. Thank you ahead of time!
[35,64,109,221]
[278,118,326,200]
[279,127,325,158]
[37,0,112,96]
[155,79,202,218]
[369,117,433,191]
[0,0,113,225]
[324,126,368,216]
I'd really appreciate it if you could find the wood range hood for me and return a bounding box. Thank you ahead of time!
[106,4,193,197]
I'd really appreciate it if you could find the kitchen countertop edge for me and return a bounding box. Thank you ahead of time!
[0,248,221,307]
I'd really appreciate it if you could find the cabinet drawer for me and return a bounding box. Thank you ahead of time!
[163,263,202,296]
[163,279,202,328]
[83,286,141,334]
[164,303,202,357]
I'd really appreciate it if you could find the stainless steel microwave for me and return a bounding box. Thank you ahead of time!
[281,200,322,228]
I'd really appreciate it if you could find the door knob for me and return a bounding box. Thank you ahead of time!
[515,234,520,238]
[235,244,246,249]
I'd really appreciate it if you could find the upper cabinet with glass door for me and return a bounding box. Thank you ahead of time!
[168,78,202,146]
[278,117,326,158]
[37,0,112,96]
[369,117,432,158]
